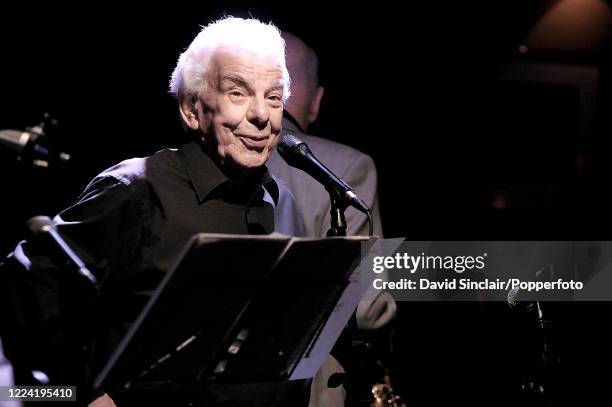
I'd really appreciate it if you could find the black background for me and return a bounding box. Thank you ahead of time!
[1,1,612,405]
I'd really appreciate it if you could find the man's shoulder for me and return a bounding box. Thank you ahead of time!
[296,134,376,175]
[299,134,365,160]
[95,148,179,186]
[96,157,148,186]
[268,132,376,182]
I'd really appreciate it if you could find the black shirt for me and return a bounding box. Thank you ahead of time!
[1,141,301,405]
[56,140,280,281]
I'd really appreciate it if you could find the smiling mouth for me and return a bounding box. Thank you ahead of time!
[238,136,269,150]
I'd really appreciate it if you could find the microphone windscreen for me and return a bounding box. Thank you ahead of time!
[0,130,29,152]
[277,133,310,166]
[27,216,53,236]
[278,133,303,150]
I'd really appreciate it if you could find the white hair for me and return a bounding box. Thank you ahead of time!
[169,17,291,103]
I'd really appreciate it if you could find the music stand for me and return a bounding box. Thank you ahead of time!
[93,233,372,403]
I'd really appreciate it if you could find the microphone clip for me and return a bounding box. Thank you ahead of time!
[327,195,348,237]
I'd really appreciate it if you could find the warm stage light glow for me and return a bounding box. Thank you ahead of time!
[525,0,612,51]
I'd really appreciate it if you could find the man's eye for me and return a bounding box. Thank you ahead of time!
[230,90,245,97]
[268,95,281,102]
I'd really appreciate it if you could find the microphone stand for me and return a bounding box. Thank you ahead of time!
[326,194,348,237]
[518,301,558,406]
[325,191,353,398]
[324,192,406,406]
[509,264,559,406]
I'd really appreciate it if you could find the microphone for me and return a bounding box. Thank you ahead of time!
[0,128,71,164]
[277,133,370,214]
[27,216,97,287]
[507,264,554,322]
[507,286,541,316]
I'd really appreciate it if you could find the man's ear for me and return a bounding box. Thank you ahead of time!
[179,95,200,130]
[307,85,325,125]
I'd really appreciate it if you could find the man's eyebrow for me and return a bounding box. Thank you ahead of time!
[220,74,250,88]
[220,74,284,93]
[267,84,284,93]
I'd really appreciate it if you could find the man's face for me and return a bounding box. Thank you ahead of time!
[190,46,285,176]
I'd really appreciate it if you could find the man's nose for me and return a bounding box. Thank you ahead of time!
[246,96,269,129]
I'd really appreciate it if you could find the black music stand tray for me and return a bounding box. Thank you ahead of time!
[92,233,372,404]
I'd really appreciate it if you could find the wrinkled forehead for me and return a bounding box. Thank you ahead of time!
[208,45,283,78]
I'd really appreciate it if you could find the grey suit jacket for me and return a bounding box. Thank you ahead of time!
[267,117,382,238]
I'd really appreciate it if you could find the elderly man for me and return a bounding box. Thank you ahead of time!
[0,17,308,407]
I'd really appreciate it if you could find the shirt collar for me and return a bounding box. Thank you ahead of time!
[259,168,280,207]
[177,141,279,205]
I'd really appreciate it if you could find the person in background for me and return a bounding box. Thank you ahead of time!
[267,31,397,407]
